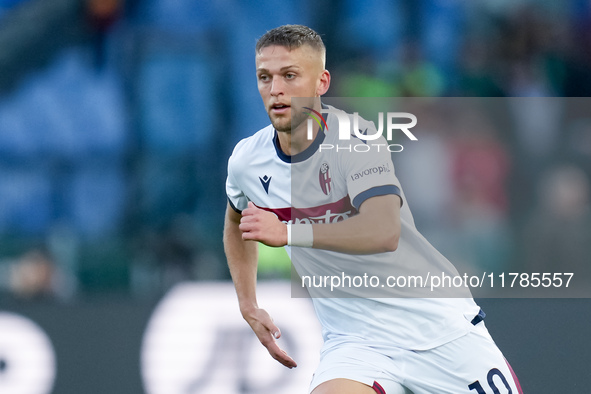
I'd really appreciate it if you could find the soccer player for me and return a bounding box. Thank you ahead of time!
[224,24,523,394]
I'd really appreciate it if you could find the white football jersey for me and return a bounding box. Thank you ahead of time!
[226,105,480,351]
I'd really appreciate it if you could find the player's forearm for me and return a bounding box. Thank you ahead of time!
[309,195,401,255]
[311,212,399,254]
[240,195,401,254]
[224,213,259,314]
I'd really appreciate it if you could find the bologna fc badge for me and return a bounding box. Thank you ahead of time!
[319,162,332,195]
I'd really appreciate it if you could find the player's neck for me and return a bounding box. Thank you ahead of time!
[276,122,319,156]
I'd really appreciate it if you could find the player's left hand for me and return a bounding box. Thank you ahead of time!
[239,202,287,247]
[242,306,297,369]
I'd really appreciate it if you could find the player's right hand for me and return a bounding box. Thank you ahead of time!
[242,307,297,369]
[239,202,287,247]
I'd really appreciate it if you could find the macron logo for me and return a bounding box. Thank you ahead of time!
[259,175,272,194]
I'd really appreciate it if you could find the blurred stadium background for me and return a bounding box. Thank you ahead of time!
[0,0,590,393]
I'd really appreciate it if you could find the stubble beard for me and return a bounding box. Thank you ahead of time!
[270,106,310,134]
[270,110,307,133]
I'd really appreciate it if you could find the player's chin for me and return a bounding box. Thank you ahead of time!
[271,117,292,133]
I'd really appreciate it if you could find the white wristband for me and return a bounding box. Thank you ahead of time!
[286,222,292,246]
[286,223,313,248]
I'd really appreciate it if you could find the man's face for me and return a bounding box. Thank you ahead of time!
[255,45,328,132]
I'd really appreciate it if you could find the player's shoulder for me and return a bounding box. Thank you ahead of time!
[229,124,275,163]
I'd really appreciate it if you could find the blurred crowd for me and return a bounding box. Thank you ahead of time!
[0,0,590,299]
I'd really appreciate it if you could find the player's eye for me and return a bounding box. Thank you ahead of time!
[285,73,296,80]
[258,74,270,82]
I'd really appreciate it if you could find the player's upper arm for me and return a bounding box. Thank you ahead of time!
[358,193,401,252]
[358,193,402,212]
[226,201,242,225]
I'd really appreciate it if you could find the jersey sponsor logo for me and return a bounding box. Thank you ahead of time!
[350,162,391,182]
[294,209,351,225]
[258,196,357,224]
[318,162,332,196]
[259,175,272,194]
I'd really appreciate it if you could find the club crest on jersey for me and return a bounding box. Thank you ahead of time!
[259,175,272,194]
[319,162,332,195]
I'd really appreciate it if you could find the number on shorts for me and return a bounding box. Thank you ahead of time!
[468,368,512,394]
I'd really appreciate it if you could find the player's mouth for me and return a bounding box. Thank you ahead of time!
[270,103,290,115]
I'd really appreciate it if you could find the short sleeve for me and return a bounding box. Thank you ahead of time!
[226,153,248,214]
[342,135,402,210]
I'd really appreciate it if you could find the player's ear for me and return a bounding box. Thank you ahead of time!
[316,70,330,96]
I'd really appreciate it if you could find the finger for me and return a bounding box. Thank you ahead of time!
[239,215,258,226]
[257,311,280,339]
[242,202,259,216]
[249,311,296,368]
[242,232,256,241]
[238,221,254,232]
[238,226,252,238]
[266,341,297,368]
[266,322,281,340]
[241,207,261,218]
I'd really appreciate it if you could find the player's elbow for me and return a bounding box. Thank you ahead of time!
[376,230,399,253]
[384,235,399,253]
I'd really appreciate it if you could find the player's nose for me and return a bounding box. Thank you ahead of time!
[269,76,285,96]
